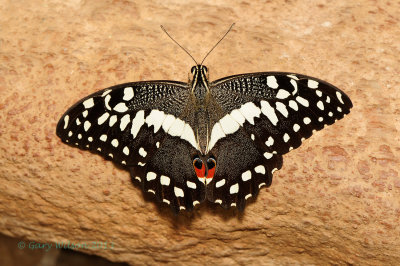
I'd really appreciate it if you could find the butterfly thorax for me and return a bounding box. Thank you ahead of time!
[189,65,212,155]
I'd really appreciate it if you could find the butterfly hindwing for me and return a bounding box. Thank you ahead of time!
[207,129,283,210]
[131,136,206,212]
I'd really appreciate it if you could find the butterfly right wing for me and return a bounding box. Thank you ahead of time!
[206,72,352,209]
[56,81,205,211]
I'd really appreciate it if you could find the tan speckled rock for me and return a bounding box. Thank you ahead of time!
[0,0,399,265]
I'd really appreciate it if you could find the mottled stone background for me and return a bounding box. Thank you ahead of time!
[0,0,399,265]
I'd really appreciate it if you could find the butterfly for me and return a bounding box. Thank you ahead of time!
[56,24,352,212]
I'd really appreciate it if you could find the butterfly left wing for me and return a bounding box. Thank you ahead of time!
[56,81,206,212]
[207,72,352,209]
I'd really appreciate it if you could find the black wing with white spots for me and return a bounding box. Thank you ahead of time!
[206,72,352,209]
[56,81,206,212]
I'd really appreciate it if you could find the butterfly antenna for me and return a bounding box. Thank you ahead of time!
[200,23,235,65]
[161,25,198,65]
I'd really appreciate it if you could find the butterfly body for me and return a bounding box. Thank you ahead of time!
[57,64,352,212]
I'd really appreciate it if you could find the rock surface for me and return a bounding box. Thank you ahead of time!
[0,0,399,265]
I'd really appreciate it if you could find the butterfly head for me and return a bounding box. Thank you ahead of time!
[190,65,209,94]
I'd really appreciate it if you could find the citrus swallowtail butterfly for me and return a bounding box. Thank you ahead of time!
[56,25,352,212]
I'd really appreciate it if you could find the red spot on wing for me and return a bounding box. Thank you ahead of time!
[206,167,215,179]
[193,158,205,178]
[206,158,216,179]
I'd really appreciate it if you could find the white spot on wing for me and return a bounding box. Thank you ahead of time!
[100,134,107,142]
[287,101,298,111]
[63,115,69,129]
[146,172,156,181]
[131,110,145,138]
[120,114,130,131]
[83,98,94,109]
[160,175,170,186]
[82,110,88,118]
[283,133,290,142]
[265,136,274,147]
[336,91,344,104]
[230,183,239,194]
[276,89,290,99]
[104,95,111,110]
[146,110,166,133]
[260,100,278,126]
[267,76,279,88]
[255,165,266,175]
[208,122,226,151]
[239,102,261,125]
[98,112,110,125]
[111,139,119,147]
[303,117,311,124]
[84,121,91,132]
[123,87,134,101]
[75,118,81,125]
[287,74,299,80]
[316,90,323,97]
[139,147,147,157]
[215,179,225,188]
[264,152,273,159]
[187,181,196,189]
[293,123,300,132]
[245,194,252,200]
[163,199,170,204]
[290,79,298,94]
[109,115,117,127]
[296,96,309,107]
[88,136,93,142]
[219,114,240,135]
[168,118,185,136]
[308,79,319,89]
[317,101,324,110]
[181,123,197,149]
[101,89,111,97]
[241,171,251,181]
[114,102,128,112]
[230,109,246,126]
[123,146,129,155]
[276,102,288,118]
[174,187,184,197]
[161,114,176,132]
